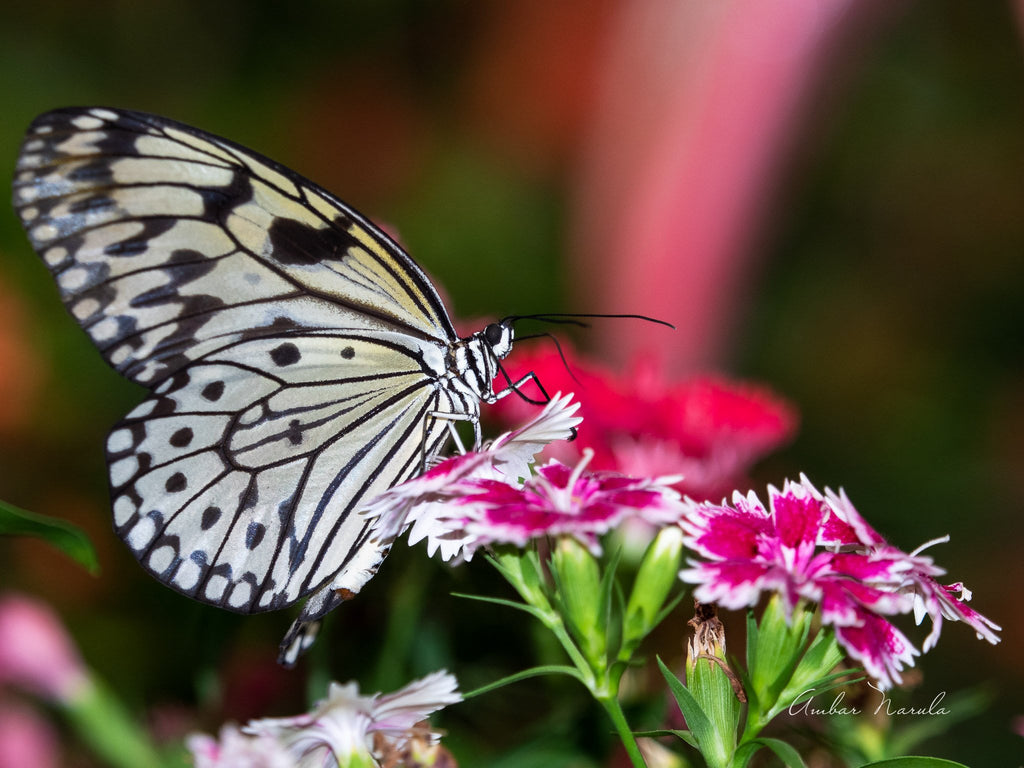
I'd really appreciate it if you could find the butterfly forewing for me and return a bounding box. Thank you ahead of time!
[13,107,475,618]
[13,107,455,386]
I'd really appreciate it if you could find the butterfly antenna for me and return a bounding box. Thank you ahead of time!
[516,331,581,387]
[513,316,591,329]
[502,312,675,330]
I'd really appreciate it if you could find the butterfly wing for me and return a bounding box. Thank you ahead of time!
[109,332,453,613]
[12,107,456,385]
[13,107,466,614]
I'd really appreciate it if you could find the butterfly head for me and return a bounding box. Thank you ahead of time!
[447,320,516,407]
[481,320,514,360]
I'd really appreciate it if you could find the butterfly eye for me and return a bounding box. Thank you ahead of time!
[483,323,505,347]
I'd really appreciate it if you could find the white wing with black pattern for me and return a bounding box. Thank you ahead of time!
[12,108,510,648]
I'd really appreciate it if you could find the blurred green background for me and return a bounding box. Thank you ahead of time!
[0,1,1021,765]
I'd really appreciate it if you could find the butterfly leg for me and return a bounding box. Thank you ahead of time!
[492,369,551,406]
[426,409,482,456]
[492,372,579,441]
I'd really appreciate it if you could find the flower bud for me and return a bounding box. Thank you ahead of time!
[623,526,683,653]
[550,537,607,667]
[685,602,741,765]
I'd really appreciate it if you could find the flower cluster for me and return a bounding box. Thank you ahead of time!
[188,671,461,768]
[366,394,685,561]
[369,394,1001,693]
[679,476,1001,689]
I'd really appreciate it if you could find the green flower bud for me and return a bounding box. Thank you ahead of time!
[686,602,742,767]
[623,526,684,654]
[550,537,607,667]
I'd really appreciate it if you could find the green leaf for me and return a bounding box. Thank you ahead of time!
[451,591,550,622]
[859,759,970,768]
[463,665,584,698]
[735,737,808,768]
[779,627,848,703]
[596,546,621,645]
[0,498,99,574]
[657,656,715,754]
[634,729,699,749]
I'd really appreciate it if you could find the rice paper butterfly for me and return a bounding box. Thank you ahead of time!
[12,107,532,663]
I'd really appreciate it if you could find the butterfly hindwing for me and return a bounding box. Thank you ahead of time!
[108,332,453,612]
[12,107,455,386]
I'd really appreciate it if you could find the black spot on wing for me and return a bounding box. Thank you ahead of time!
[266,216,360,266]
[237,315,301,343]
[165,472,186,493]
[202,380,225,402]
[245,522,266,550]
[169,427,193,447]
[151,397,177,417]
[269,342,301,367]
[285,419,303,446]
[201,506,222,530]
[67,158,115,185]
[95,118,151,157]
[168,248,213,266]
[68,195,115,215]
[240,475,259,511]
[340,346,355,359]
[102,218,178,257]
[129,251,221,311]
[200,171,254,222]
[161,370,192,395]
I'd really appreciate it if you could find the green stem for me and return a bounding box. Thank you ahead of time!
[65,679,163,768]
[596,690,646,768]
[490,549,645,765]
[497,553,595,687]
[546,610,644,766]
[542,611,596,687]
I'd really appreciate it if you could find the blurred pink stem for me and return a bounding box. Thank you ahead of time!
[571,0,879,372]
[0,594,86,702]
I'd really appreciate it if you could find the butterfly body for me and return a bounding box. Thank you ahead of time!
[13,107,515,652]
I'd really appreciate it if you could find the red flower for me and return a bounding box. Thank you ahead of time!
[493,343,796,499]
